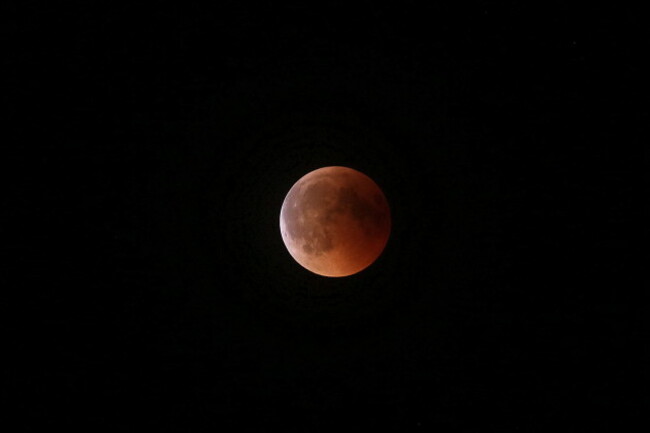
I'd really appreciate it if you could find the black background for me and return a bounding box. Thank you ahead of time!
[7,2,637,431]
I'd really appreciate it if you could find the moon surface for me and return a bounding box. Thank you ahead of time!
[280,166,391,277]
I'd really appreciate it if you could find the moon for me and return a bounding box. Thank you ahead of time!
[279,166,391,277]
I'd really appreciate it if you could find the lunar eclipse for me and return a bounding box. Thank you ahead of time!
[280,166,391,277]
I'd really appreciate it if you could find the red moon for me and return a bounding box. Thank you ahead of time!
[280,166,391,277]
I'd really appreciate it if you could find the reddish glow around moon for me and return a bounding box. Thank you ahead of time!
[280,166,391,277]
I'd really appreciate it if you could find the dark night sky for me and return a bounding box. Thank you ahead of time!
[7,2,638,431]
